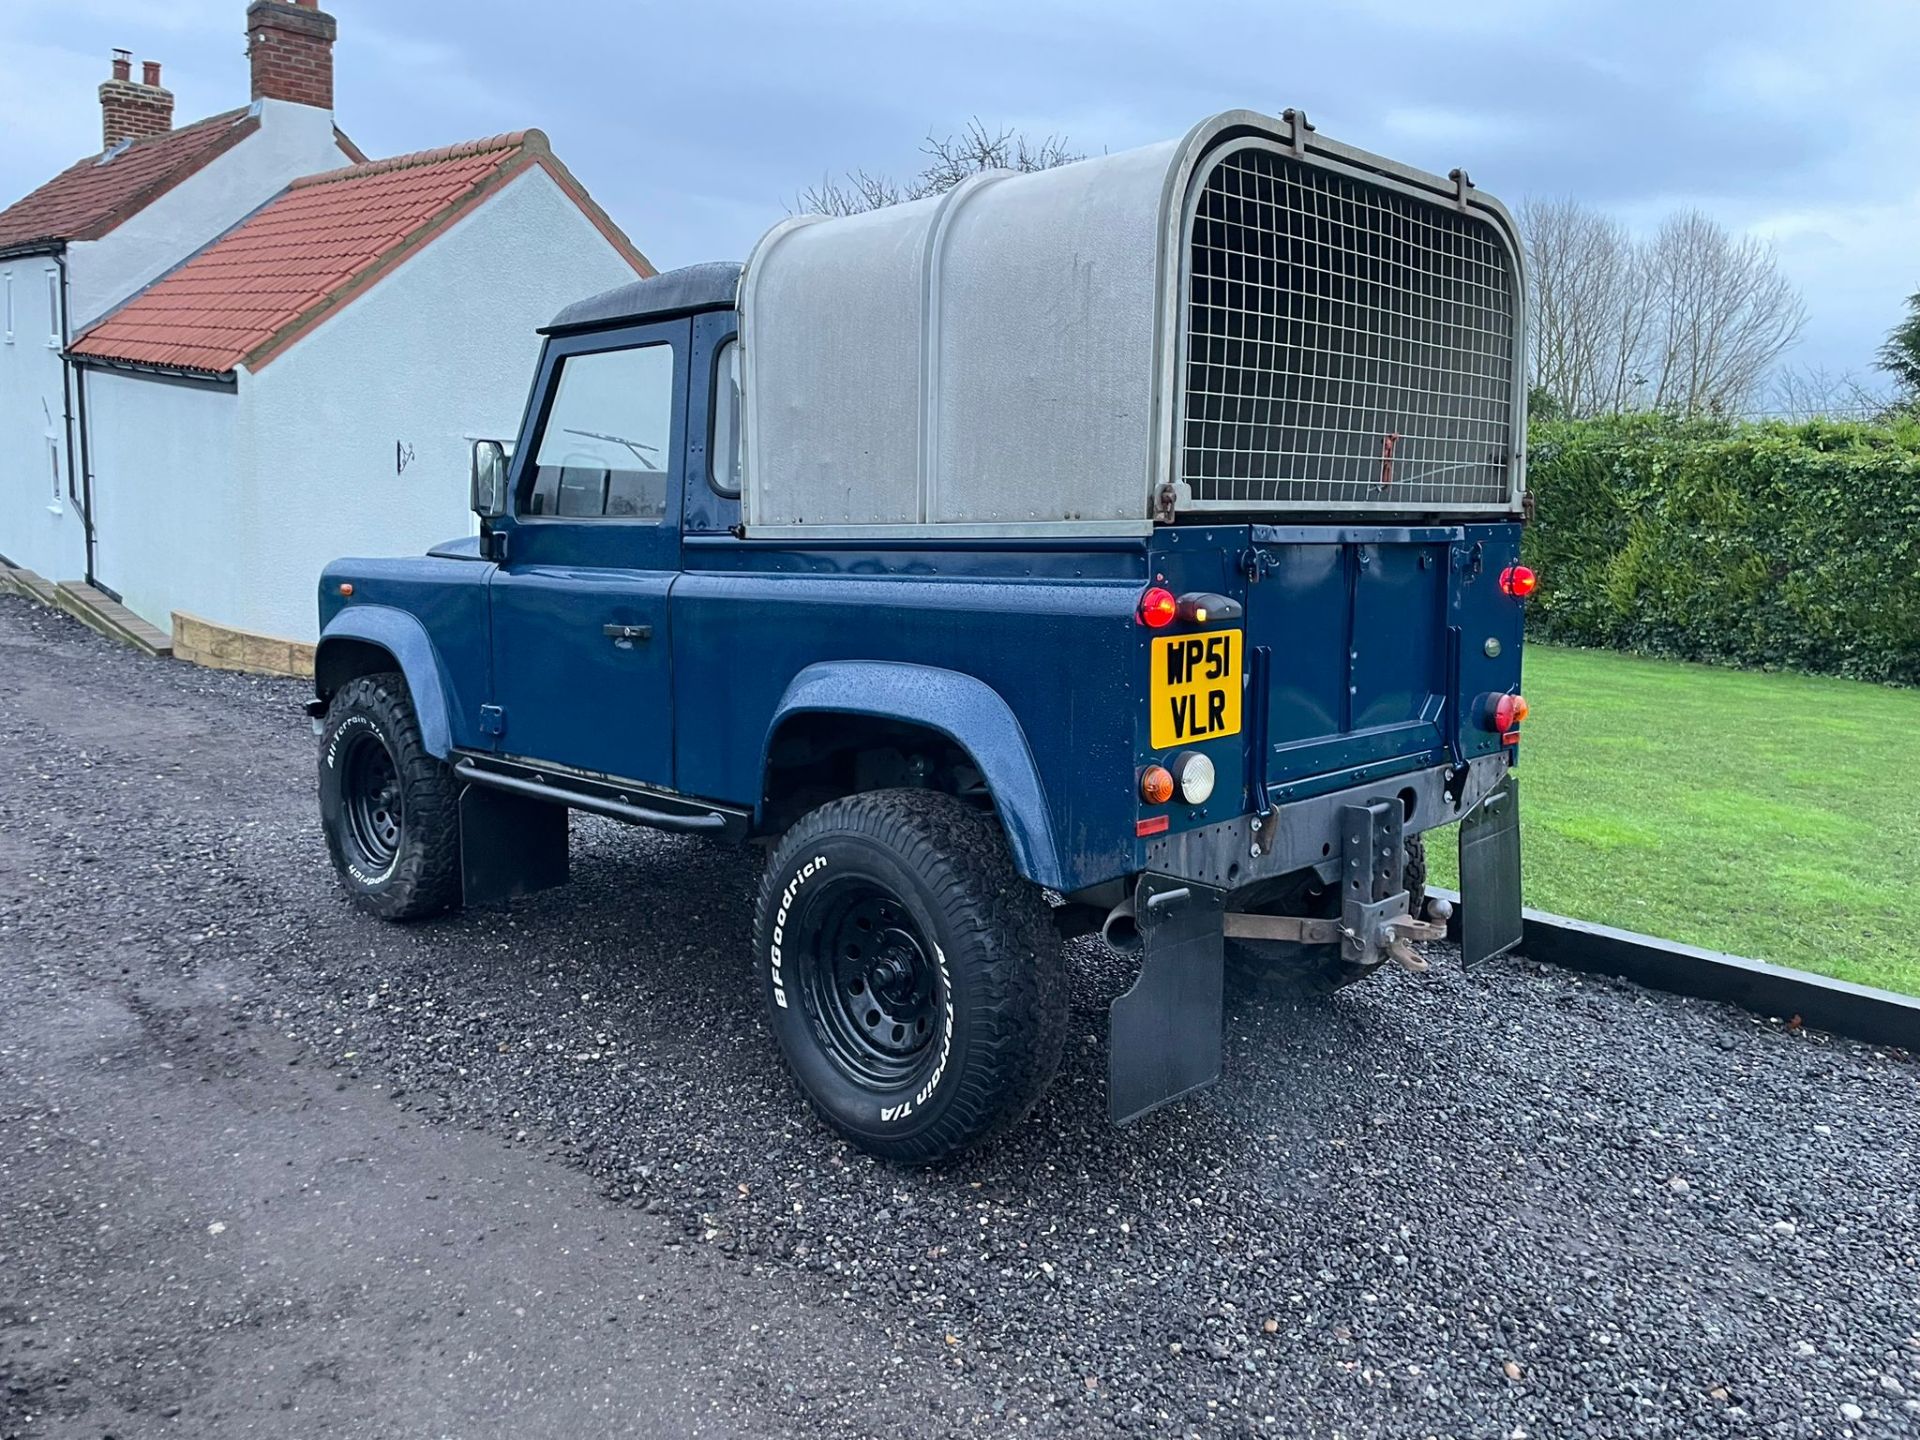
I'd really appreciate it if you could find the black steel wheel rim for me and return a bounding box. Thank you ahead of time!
[795,880,941,1086]
[340,729,403,874]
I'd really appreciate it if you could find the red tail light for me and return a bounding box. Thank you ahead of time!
[1136,586,1177,628]
[1490,693,1530,733]
[1499,565,1538,598]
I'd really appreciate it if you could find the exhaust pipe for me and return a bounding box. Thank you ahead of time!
[1100,896,1141,953]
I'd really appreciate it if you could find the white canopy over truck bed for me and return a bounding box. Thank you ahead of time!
[739,108,1526,539]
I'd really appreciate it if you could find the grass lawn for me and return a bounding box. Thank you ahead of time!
[1427,644,1920,994]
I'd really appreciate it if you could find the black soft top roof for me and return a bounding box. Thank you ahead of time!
[542,261,743,335]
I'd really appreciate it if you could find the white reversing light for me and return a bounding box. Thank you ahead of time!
[1172,751,1215,805]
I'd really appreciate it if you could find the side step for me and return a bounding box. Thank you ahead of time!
[452,759,743,837]
[53,580,172,657]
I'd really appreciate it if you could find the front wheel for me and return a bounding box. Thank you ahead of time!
[754,789,1067,1163]
[317,672,461,921]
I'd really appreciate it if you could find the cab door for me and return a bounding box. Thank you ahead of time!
[485,319,688,786]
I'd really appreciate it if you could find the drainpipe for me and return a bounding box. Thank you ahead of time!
[49,248,99,587]
[54,251,79,506]
[74,353,99,591]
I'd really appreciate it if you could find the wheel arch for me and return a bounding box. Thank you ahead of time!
[762,661,1065,890]
[314,606,454,759]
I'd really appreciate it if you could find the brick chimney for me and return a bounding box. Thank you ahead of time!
[98,49,175,149]
[247,0,336,111]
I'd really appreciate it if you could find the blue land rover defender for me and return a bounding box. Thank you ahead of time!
[311,110,1529,1161]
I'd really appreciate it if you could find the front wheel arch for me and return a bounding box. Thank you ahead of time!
[313,606,454,759]
[315,636,401,701]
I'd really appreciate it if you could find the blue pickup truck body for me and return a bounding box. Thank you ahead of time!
[317,512,1523,901]
[319,268,1525,886]
[312,270,1526,1125]
[313,113,1531,1141]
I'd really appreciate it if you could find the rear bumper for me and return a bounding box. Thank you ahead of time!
[1106,753,1521,1127]
[1142,752,1511,892]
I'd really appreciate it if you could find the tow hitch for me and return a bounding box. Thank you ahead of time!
[1222,906,1448,973]
[1223,799,1445,973]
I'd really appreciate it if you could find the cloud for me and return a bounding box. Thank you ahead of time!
[1700,45,1829,109]
[1377,107,1512,151]
[1750,191,1920,374]
[1,0,1914,377]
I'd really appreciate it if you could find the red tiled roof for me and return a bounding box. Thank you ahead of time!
[70,129,652,376]
[0,109,262,252]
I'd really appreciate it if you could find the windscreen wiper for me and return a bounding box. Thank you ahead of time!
[561,428,662,470]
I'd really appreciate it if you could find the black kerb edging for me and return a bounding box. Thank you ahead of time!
[1430,889,1920,1053]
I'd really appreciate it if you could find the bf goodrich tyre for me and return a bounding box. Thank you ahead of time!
[1225,834,1428,997]
[318,672,461,921]
[754,789,1067,1163]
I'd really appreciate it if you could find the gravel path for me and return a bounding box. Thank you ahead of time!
[3,590,1918,1439]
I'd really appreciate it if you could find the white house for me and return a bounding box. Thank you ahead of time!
[0,2,360,595]
[0,0,651,649]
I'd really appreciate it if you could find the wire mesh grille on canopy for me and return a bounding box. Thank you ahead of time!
[1182,147,1517,510]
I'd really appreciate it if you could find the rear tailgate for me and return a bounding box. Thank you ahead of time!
[1135,521,1524,838]
[1243,522,1524,801]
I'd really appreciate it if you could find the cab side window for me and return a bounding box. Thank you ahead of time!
[709,338,742,498]
[526,343,674,519]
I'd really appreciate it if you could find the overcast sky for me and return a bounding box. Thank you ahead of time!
[4,0,1914,398]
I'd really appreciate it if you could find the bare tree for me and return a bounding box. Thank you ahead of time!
[796,119,1084,217]
[1764,364,1887,422]
[1521,200,1805,418]
[795,169,915,218]
[1642,211,1806,416]
[915,122,1082,194]
[1520,197,1651,419]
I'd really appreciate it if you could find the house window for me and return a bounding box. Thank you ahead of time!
[46,269,61,348]
[46,434,62,514]
[3,272,13,343]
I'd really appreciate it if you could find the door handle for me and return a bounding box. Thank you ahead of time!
[602,622,652,645]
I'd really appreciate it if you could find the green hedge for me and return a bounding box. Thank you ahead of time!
[1522,414,1920,684]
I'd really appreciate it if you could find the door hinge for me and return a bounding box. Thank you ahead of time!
[478,704,506,738]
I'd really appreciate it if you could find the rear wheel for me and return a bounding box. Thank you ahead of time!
[318,672,461,921]
[754,789,1067,1163]
[1226,833,1427,997]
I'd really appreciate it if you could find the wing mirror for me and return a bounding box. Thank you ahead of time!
[470,439,508,519]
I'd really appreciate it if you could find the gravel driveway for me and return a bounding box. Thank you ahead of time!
[3,590,1918,1439]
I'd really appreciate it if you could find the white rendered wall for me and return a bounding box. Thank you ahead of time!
[87,165,641,641]
[68,100,349,330]
[0,260,87,581]
[86,370,239,629]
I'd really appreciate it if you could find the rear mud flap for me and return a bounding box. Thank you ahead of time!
[1459,774,1522,967]
[459,782,569,907]
[1109,874,1226,1125]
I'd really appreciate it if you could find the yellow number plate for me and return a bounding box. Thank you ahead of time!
[1150,630,1242,749]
